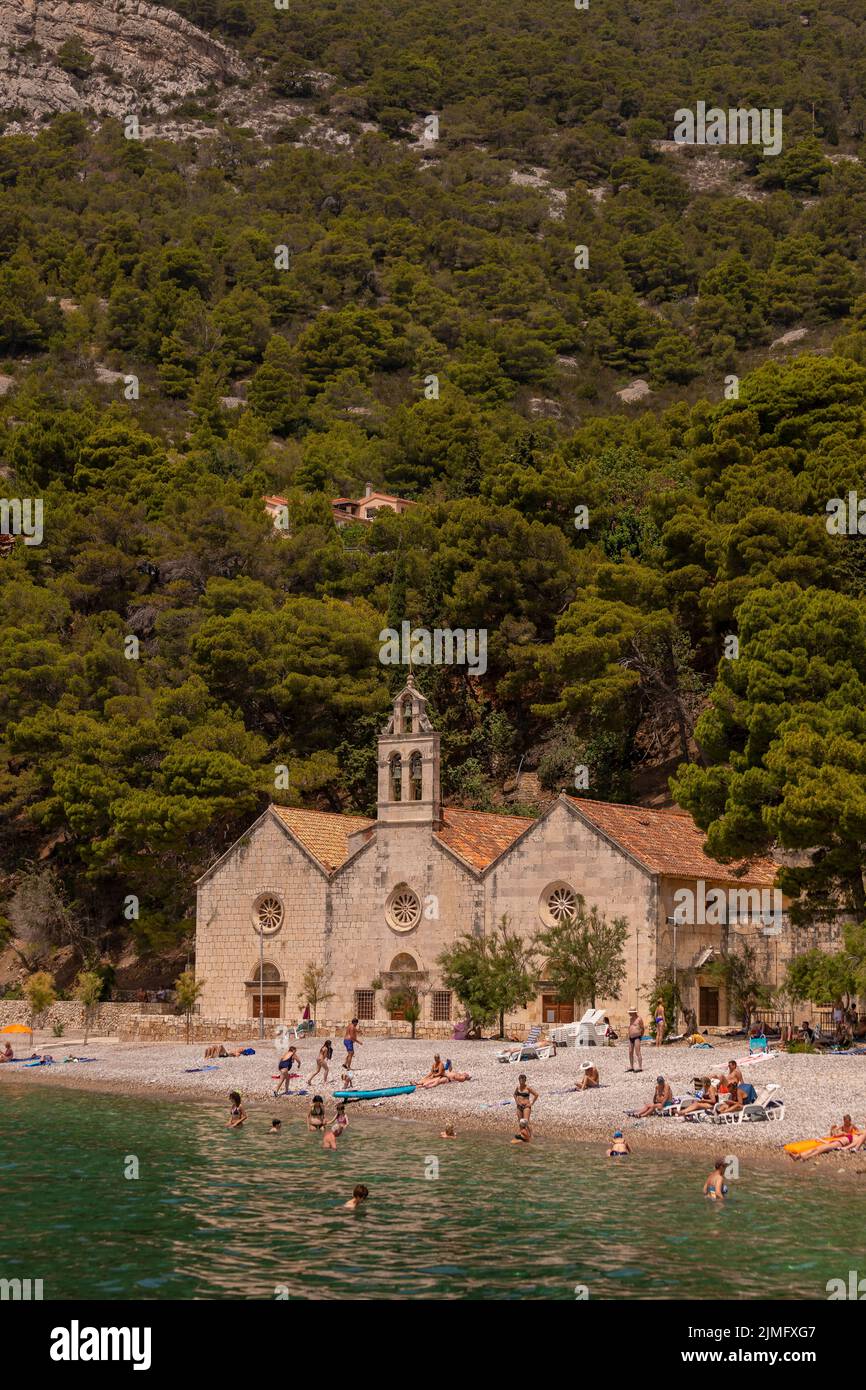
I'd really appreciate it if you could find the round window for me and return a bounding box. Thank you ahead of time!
[386,884,422,933]
[540,882,579,927]
[253,894,284,935]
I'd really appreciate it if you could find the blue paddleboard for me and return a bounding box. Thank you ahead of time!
[332,1085,416,1099]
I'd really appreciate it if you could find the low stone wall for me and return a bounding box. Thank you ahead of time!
[0,1000,170,1034]
[120,1015,458,1042]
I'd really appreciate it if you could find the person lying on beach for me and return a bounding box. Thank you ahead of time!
[307,1096,326,1132]
[440,1123,457,1139]
[511,1118,532,1144]
[607,1130,630,1157]
[344,1184,369,1209]
[636,1077,674,1117]
[206,1044,256,1058]
[269,1119,282,1135]
[1,1042,13,1061]
[574,1062,599,1091]
[416,1063,472,1088]
[227,1092,246,1129]
[274,1046,300,1096]
[413,1054,447,1086]
[790,1115,862,1162]
[703,1159,728,1199]
[679,1079,719,1116]
[514,1074,538,1121]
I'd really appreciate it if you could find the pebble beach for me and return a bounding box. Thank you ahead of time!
[5,1034,866,1166]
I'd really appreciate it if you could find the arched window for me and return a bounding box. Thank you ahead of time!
[248,961,281,986]
[389,752,402,801]
[402,697,414,734]
[409,751,423,801]
[390,952,418,973]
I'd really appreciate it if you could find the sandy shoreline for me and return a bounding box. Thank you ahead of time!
[4,1035,866,1176]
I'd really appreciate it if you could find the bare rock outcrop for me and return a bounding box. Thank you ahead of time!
[0,0,247,124]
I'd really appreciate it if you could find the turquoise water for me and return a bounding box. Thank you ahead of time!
[1,1086,863,1300]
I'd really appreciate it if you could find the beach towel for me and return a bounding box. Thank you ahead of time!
[184,1065,220,1072]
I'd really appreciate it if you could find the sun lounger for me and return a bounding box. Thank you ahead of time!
[496,1042,554,1063]
[710,1082,784,1124]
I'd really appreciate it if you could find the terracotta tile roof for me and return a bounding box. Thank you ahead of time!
[566,797,778,885]
[271,806,374,871]
[435,807,535,870]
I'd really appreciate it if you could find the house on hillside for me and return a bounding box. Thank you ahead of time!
[263,485,415,533]
[195,679,824,1033]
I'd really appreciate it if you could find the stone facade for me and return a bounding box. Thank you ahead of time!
[195,679,813,1033]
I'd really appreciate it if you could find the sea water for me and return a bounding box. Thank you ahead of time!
[1,1086,863,1300]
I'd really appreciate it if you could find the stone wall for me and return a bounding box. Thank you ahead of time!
[120,1015,458,1042]
[0,1000,171,1033]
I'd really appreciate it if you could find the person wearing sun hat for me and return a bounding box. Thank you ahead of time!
[574,1060,600,1091]
[626,1007,644,1073]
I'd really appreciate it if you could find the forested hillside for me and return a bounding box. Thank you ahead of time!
[1,0,865,980]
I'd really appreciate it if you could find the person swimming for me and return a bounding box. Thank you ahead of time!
[703,1158,729,1199]
[440,1123,457,1139]
[344,1184,369,1210]
[269,1119,282,1134]
[511,1117,532,1144]
[227,1091,246,1129]
[607,1130,630,1157]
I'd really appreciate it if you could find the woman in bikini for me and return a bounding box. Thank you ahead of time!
[227,1091,246,1129]
[413,1055,447,1087]
[793,1115,861,1162]
[323,1101,348,1150]
[307,1039,333,1087]
[680,1078,719,1116]
[307,1095,326,1132]
[514,1074,538,1122]
[654,1000,666,1047]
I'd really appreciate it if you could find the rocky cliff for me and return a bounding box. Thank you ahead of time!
[0,0,248,123]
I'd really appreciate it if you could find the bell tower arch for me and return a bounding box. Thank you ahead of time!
[377,675,441,827]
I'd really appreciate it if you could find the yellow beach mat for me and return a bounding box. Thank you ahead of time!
[784,1129,861,1156]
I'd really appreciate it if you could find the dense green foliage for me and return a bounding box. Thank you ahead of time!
[3,0,866,968]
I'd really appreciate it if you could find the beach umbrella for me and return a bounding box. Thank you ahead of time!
[1,1023,32,1055]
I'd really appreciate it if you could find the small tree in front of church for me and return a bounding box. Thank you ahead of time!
[437,916,536,1038]
[533,897,628,1011]
[300,960,333,1021]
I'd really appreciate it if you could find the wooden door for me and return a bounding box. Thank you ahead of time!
[257,995,281,1019]
[699,987,719,1028]
[542,996,574,1025]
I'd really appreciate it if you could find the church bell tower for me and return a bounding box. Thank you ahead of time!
[377,676,441,827]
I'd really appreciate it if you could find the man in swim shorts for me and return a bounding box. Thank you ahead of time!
[343,1017,362,1072]
[627,1008,644,1072]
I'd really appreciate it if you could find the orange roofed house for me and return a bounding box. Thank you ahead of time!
[195,680,810,1034]
[263,484,415,532]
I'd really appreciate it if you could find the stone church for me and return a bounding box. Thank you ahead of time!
[195,678,792,1034]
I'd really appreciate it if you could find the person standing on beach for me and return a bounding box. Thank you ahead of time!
[308,1038,333,1087]
[274,1045,300,1096]
[514,1073,538,1122]
[343,1018,362,1073]
[627,1008,644,1072]
[654,1000,666,1047]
